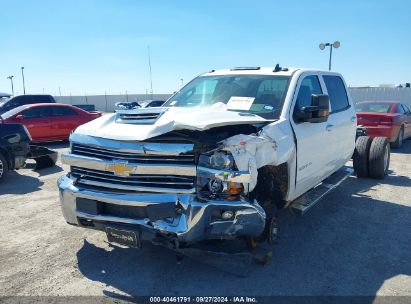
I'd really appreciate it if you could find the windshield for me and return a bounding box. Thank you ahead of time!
[355,102,393,113]
[0,97,10,107]
[0,105,26,120]
[163,75,290,119]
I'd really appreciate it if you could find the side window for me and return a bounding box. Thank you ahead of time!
[51,106,78,117]
[397,104,406,114]
[295,75,323,110]
[403,104,411,114]
[21,107,49,119]
[323,75,350,112]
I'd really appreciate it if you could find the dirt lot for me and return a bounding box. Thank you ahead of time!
[0,141,410,299]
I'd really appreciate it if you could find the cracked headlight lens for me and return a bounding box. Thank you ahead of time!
[199,151,234,169]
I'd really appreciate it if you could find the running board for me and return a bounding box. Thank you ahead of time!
[290,166,354,214]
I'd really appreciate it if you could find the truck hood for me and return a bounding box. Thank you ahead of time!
[74,105,269,141]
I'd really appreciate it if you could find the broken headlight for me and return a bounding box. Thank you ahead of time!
[198,151,244,197]
[199,151,234,170]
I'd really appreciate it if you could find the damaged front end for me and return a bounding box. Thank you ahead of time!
[58,124,275,247]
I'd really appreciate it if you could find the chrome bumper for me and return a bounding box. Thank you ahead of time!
[58,174,265,243]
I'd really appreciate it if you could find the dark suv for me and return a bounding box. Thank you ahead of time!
[0,95,56,114]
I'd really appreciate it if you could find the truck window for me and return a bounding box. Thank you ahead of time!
[323,75,350,113]
[295,75,323,109]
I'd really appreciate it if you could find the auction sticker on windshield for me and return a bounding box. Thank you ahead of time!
[226,96,255,110]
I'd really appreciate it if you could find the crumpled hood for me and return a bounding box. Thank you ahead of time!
[74,105,268,141]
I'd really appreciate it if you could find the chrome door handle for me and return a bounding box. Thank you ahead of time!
[326,124,334,132]
[351,116,357,122]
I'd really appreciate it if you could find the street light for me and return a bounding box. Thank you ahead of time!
[21,67,26,94]
[6,76,14,95]
[319,41,340,71]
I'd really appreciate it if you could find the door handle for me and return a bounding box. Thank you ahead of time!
[326,124,334,132]
[351,116,357,122]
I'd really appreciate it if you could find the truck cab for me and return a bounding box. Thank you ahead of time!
[58,67,382,249]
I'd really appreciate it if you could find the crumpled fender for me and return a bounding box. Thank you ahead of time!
[222,119,295,192]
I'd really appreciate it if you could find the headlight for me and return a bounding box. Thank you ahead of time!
[199,151,234,169]
[198,151,244,197]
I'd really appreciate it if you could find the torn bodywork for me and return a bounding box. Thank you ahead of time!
[28,146,58,170]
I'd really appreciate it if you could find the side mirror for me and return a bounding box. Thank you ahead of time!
[297,94,330,123]
[15,114,24,120]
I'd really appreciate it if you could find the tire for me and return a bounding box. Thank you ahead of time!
[246,204,278,249]
[368,137,390,179]
[391,127,404,148]
[353,136,372,178]
[0,152,9,182]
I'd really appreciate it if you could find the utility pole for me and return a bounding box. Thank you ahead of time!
[21,67,26,94]
[7,76,14,95]
[148,45,153,97]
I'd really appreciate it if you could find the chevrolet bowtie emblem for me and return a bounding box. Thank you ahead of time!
[106,161,135,177]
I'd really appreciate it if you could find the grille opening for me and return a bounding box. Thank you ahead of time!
[71,144,195,165]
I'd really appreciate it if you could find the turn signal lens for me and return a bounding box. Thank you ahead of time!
[227,182,243,195]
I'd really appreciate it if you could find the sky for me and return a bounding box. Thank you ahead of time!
[0,0,410,96]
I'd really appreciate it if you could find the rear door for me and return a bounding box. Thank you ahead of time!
[50,106,80,139]
[290,74,333,195]
[322,75,357,168]
[19,106,52,141]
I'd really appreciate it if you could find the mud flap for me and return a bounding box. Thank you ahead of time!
[28,145,58,170]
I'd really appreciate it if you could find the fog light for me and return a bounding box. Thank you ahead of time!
[208,179,223,194]
[221,210,234,220]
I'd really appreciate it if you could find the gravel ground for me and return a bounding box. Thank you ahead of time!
[0,140,410,300]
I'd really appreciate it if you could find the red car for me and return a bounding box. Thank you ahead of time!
[356,101,411,148]
[0,103,102,143]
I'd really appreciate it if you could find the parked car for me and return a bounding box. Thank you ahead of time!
[139,99,165,108]
[0,123,58,182]
[115,101,140,110]
[0,94,56,115]
[58,66,389,259]
[356,101,411,148]
[0,103,102,143]
[73,104,96,112]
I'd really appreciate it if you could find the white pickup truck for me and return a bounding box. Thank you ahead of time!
[58,66,389,251]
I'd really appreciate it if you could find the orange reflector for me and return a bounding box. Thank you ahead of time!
[227,182,243,195]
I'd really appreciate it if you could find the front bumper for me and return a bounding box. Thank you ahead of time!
[58,174,266,243]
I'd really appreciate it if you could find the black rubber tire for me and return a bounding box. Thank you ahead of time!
[353,136,372,178]
[245,204,278,249]
[0,152,9,182]
[391,127,404,148]
[368,137,390,179]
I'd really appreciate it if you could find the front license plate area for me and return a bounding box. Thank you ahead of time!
[106,227,141,248]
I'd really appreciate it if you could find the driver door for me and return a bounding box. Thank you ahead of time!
[290,74,333,197]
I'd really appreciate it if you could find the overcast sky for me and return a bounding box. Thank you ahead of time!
[1,0,410,96]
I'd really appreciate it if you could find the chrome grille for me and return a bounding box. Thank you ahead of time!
[71,166,196,193]
[72,143,195,165]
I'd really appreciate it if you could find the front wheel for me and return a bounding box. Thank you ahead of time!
[0,153,9,182]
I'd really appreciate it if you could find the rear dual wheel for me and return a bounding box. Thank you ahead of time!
[353,136,389,179]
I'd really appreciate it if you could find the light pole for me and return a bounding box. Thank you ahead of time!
[21,67,26,94]
[180,78,184,87]
[319,41,340,71]
[7,76,14,95]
